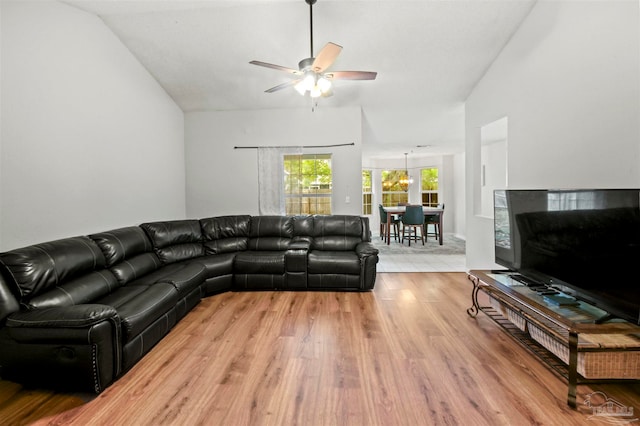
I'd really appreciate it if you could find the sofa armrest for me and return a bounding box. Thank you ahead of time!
[1,304,122,393]
[356,242,378,291]
[355,241,379,258]
[7,304,118,329]
[285,241,309,289]
[288,237,311,250]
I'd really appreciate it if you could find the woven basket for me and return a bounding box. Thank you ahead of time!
[528,323,640,379]
[489,296,527,331]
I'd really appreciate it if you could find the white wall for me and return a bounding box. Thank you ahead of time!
[479,139,507,217]
[1,1,186,250]
[465,0,640,269]
[453,152,466,240]
[185,107,363,218]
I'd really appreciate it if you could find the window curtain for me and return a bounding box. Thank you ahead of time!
[257,146,302,215]
[548,191,599,211]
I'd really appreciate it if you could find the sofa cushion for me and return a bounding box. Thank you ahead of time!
[127,263,206,298]
[95,283,177,343]
[307,251,361,274]
[109,253,163,286]
[195,254,236,278]
[140,220,205,264]
[204,237,247,254]
[293,215,314,237]
[311,216,364,251]
[248,237,292,251]
[250,216,294,237]
[234,252,286,274]
[200,215,250,254]
[248,216,294,250]
[24,270,119,310]
[155,244,205,264]
[90,227,154,268]
[90,227,162,286]
[0,276,19,323]
[0,237,106,299]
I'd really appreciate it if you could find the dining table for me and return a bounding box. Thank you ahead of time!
[382,205,444,245]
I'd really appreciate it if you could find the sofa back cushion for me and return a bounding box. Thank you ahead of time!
[23,270,119,310]
[90,227,161,285]
[0,236,106,299]
[0,274,19,322]
[141,220,204,264]
[248,216,293,251]
[90,226,154,267]
[311,215,366,251]
[293,215,314,237]
[200,215,250,254]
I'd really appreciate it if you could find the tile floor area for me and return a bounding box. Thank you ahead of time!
[375,232,467,273]
[376,253,467,272]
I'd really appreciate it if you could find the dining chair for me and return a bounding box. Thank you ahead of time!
[401,205,425,246]
[425,203,444,241]
[395,202,409,222]
[379,204,400,243]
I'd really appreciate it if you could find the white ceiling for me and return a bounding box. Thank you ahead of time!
[63,0,536,159]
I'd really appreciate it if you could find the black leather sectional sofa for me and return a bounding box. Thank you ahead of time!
[0,215,378,393]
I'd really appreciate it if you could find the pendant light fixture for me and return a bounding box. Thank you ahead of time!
[399,152,413,192]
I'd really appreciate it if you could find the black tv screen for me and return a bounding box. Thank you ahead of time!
[494,189,640,324]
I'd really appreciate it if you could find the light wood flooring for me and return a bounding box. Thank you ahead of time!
[1,272,639,425]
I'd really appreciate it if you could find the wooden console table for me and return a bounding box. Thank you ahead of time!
[467,270,640,408]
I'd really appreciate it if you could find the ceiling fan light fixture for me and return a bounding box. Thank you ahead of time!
[294,71,317,96]
[310,86,322,98]
[303,72,316,90]
[317,76,331,93]
[250,0,377,103]
[294,80,307,95]
[295,72,332,98]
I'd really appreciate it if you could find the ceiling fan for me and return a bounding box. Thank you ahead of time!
[250,0,377,100]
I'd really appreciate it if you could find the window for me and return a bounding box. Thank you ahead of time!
[548,191,597,211]
[362,170,372,215]
[284,154,332,215]
[421,168,439,207]
[381,170,408,206]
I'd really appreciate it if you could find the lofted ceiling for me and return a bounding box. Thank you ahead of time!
[63,0,536,159]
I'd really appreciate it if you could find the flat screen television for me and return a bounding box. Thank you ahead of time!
[494,189,640,324]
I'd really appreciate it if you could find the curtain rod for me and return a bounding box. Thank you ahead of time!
[234,142,354,149]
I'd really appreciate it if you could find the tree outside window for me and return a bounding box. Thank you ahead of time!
[421,168,439,207]
[284,154,332,215]
[381,170,408,206]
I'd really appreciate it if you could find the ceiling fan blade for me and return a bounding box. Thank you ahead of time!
[325,71,377,81]
[265,79,302,93]
[250,60,301,75]
[312,42,342,73]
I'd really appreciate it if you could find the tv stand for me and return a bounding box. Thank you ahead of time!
[467,270,640,408]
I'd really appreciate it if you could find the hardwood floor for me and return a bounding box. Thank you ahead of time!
[1,272,639,425]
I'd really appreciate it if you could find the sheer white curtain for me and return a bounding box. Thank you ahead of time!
[547,191,599,211]
[257,146,302,215]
